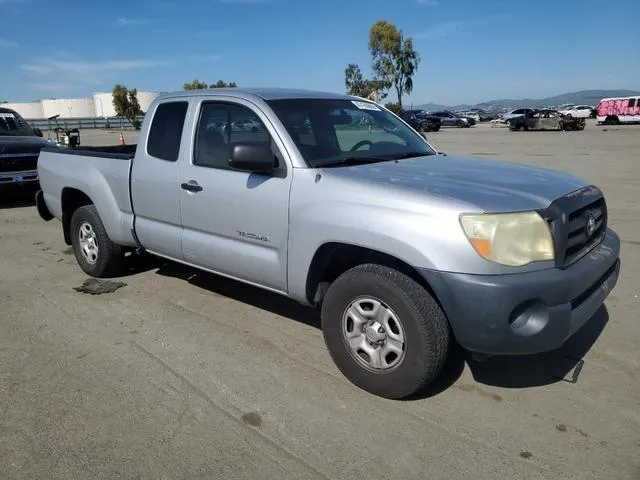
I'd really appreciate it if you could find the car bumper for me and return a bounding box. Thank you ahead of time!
[419,228,621,355]
[0,169,38,185]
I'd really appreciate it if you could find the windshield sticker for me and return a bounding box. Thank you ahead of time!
[0,113,16,119]
[351,101,380,111]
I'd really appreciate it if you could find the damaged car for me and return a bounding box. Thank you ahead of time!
[508,109,586,131]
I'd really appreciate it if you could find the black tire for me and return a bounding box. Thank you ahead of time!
[320,264,450,399]
[70,204,124,278]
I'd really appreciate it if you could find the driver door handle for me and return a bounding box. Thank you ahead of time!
[181,182,203,193]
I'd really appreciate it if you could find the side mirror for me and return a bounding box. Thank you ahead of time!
[228,143,277,172]
[33,127,43,137]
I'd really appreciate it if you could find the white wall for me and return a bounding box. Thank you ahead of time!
[1,102,44,119]
[2,91,161,119]
[136,91,160,113]
[93,92,117,117]
[41,98,96,118]
[93,91,160,117]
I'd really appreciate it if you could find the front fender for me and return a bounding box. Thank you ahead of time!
[286,199,473,303]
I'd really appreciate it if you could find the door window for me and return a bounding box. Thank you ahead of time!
[194,102,272,170]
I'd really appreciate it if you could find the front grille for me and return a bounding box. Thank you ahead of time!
[564,197,606,264]
[541,185,608,268]
[0,154,38,173]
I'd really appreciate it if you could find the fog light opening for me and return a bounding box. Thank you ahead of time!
[508,300,548,335]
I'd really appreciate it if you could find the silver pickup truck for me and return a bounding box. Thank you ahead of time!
[36,88,621,399]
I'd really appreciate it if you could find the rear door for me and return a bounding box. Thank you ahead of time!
[178,97,293,292]
[130,99,189,260]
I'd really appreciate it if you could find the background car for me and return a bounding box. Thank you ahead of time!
[501,108,535,122]
[429,110,475,127]
[399,110,441,132]
[508,109,585,131]
[559,105,593,118]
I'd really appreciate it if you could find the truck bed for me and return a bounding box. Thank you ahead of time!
[37,146,137,247]
[52,144,138,159]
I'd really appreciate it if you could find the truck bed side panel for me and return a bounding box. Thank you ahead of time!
[38,149,137,247]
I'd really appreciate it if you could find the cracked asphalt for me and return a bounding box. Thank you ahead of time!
[1,121,638,479]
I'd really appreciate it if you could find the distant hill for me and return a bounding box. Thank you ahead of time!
[413,89,640,112]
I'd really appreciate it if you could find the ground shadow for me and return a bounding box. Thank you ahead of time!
[467,305,609,389]
[402,339,467,400]
[0,185,37,209]
[119,251,167,277]
[124,255,609,397]
[155,261,321,329]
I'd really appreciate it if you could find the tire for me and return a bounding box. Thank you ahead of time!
[320,264,450,399]
[70,204,124,278]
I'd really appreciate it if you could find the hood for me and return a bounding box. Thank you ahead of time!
[324,154,587,212]
[0,136,56,155]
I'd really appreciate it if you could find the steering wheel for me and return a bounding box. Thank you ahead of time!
[350,140,373,152]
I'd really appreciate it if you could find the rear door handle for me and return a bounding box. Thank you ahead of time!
[181,182,203,193]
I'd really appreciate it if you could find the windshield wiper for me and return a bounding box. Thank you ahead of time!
[314,156,393,168]
[387,151,435,160]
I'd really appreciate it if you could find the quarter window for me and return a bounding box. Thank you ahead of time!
[147,101,188,162]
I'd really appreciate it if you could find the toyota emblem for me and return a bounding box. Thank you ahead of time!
[585,213,596,237]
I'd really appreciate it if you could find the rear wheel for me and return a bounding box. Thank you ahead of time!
[70,205,124,277]
[320,264,450,399]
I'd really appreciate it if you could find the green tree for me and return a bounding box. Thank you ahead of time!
[368,20,420,110]
[210,80,237,88]
[112,84,144,129]
[344,63,388,101]
[183,79,208,90]
[384,102,402,114]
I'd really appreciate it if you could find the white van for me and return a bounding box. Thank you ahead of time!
[596,96,640,124]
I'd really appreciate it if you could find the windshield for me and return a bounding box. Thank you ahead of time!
[266,98,437,168]
[0,110,36,136]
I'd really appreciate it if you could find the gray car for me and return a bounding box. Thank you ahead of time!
[35,88,621,399]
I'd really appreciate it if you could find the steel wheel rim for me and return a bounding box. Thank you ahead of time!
[78,221,99,264]
[341,296,406,372]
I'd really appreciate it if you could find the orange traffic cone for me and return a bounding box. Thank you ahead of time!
[119,132,125,145]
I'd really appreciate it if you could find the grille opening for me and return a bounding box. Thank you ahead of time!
[0,155,39,173]
[561,197,606,266]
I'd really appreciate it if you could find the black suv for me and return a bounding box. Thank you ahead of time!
[1,106,56,190]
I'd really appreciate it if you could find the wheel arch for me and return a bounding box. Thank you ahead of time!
[305,242,441,309]
[61,187,95,245]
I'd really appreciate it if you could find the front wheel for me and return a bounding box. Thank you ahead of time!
[321,264,450,399]
[70,205,124,278]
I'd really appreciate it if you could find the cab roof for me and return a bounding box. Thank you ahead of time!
[156,87,358,102]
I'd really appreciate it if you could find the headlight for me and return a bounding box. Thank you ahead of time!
[459,211,554,267]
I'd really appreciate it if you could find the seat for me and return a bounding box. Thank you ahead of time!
[196,126,229,168]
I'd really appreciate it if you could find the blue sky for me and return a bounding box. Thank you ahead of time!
[1,0,638,105]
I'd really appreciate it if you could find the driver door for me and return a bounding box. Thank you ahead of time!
[539,112,560,130]
[178,98,293,292]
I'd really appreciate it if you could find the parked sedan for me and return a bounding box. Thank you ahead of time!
[399,110,441,132]
[559,105,593,118]
[429,110,475,127]
[501,108,535,122]
[508,109,585,131]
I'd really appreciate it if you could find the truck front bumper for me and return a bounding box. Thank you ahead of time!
[419,228,621,355]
